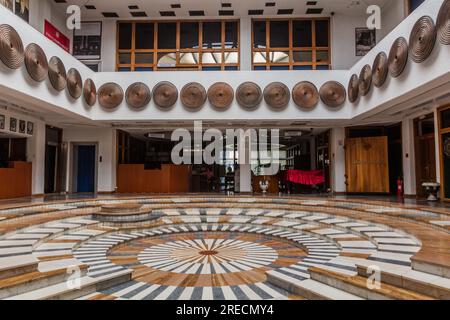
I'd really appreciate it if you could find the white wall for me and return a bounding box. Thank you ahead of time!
[330,127,346,193]
[378,0,406,41]
[62,127,117,193]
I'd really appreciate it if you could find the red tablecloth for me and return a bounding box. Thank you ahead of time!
[283,170,325,185]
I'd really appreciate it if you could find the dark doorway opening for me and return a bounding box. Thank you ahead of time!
[44,126,64,194]
[75,145,96,193]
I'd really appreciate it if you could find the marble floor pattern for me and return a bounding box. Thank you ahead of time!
[0,196,449,300]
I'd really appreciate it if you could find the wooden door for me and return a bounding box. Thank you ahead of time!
[415,135,436,196]
[345,137,389,193]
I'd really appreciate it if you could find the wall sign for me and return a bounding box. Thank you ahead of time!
[73,22,102,60]
[14,0,28,22]
[355,28,376,56]
[44,20,70,53]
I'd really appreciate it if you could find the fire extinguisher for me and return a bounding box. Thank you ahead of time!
[397,177,403,197]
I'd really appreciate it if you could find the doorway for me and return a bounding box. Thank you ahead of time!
[71,144,97,193]
[414,114,436,197]
[44,126,65,194]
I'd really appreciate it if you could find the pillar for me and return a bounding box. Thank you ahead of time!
[402,118,417,196]
[27,121,46,195]
[330,128,346,194]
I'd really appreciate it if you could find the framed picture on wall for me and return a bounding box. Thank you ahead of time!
[0,0,13,11]
[10,117,17,132]
[73,22,102,60]
[355,28,376,56]
[0,114,5,130]
[19,120,25,133]
[27,121,33,135]
[14,0,29,22]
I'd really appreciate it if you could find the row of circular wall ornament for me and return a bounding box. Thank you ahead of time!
[95,80,347,111]
[0,23,348,112]
[348,0,450,103]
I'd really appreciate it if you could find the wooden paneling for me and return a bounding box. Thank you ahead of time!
[0,162,32,199]
[438,105,450,202]
[117,164,190,193]
[345,137,389,193]
[414,135,436,196]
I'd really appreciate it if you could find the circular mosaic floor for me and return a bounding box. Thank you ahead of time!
[108,232,306,288]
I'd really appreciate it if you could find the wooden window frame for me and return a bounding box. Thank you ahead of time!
[116,19,240,72]
[251,18,331,71]
[437,105,450,201]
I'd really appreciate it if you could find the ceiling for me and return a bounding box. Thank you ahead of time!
[54,0,391,19]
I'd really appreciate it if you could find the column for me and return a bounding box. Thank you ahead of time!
[240,17,252,71]
[402,118,417,196]
[330,128,346,194]
[434,107,441,184]
[27,121,46,195]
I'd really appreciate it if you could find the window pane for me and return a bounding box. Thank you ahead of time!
[225,21,238,49]
[118,53,131,64]
[270,21,289,48]
[158,23,176,49]
[135,52,153,64]
[293,51,312,62]
[135,23,154,49]
[202,52,222,64]
[157,52,176,67]
[316,50,329,63]
[203,22,222,49]
[293,20,312,47]
[270,51,289,63]
[253,21,266,48]
[118,23,132,49]
[442,108,450,129]
[224,52,238,64]
[180,22,199,49]
[316,65,330,70]
[253,51,267,64]
[180,52,199,64]
[315,20,329,47]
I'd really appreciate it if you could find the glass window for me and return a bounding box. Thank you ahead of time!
[118,23,132,49]
[203,22,222,49]
[270,21,289,48]
[158,22,176,49]
[442,108,450,129]
[118,53,131,64]
[225,21,238,49]
[157,52,176,67]
[134,53,153,64]
[253,21,266,48]
[293,51,312,63]
[135,23,154,49]
[293,20,312,47]
[224,52,238,64]
[269,51,289,64]
[315,20,329,47]
[316,50,329,63]
[180,22,199,49]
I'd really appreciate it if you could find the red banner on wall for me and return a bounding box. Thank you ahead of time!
[44,20,70,52]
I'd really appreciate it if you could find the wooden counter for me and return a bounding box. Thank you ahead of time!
[0,162,32,199]
[117,164,191,193]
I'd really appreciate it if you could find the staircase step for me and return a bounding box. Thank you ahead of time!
[5,269,132,300]
[266,270,363,300]
[0,263,89,299]
[309,266,434,300]
[0,255,38,280]
[357,264,450,300]
[411,255,450,279]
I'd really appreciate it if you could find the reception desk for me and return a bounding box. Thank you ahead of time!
[117,164,190,193]
[0,162,32,199]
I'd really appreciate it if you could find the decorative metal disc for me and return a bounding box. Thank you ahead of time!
[437,0,450,45]
[180,82,207,110]
[388,37,409,78]
[348,74,359,103]
[319,81,346,108]
[236,82,262,109]
[207,82,234,109]
[372,52,388,88]
[83,78,97,107]
[409,16,437,63]
[67,68,82,99]
[359,64,372,96]
[153,81,178,109]
[24,43,48,82]
[98,82,124,109]
[0,24,24,69]
[263,82,290,109]
[292,81,319,109]
[48,56,67,91]
[126,82,151,110]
